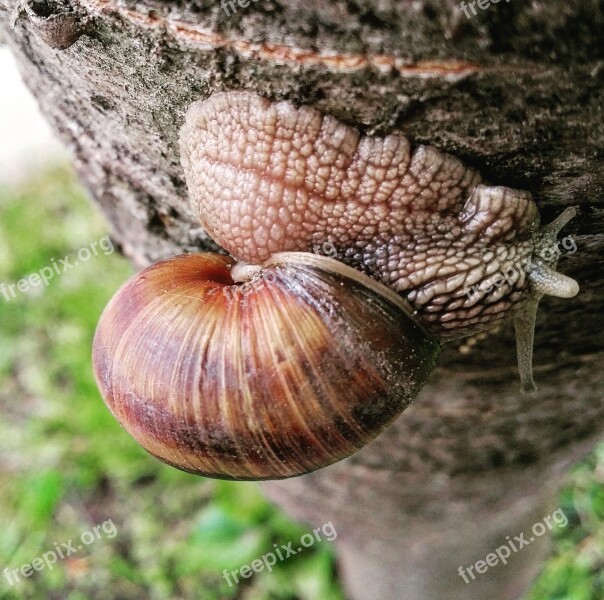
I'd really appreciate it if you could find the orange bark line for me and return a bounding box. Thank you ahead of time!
[81,0,480,79]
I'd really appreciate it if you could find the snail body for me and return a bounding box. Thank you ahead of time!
[92,91,579,479]
[93,252,439,479]
[180,91,579,391]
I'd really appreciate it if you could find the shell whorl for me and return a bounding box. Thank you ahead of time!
[92,253,439,479]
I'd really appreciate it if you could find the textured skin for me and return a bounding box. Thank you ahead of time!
[92,252,440,479]
[180,92,541,338]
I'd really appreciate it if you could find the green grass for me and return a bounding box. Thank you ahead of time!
[0,167,342,600]
[0,166,602,599]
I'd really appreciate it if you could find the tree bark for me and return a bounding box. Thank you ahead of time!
[1,1,602,598]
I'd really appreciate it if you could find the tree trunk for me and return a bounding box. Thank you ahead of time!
[1,1,602,598]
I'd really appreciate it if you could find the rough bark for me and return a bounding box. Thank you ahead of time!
[1,1,602,598]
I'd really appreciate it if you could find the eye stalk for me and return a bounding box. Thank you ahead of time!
[515,206,580,393]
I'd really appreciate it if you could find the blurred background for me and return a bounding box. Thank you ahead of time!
[0,44,603,600]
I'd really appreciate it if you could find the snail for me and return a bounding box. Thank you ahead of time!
[92,91,579,480]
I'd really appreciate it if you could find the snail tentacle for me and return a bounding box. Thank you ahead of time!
[513,297,539,394]
[528,262,580,299]
[540,206,577,237]
[514,206,579,393]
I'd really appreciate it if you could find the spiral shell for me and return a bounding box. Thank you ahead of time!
[92,252,440,479]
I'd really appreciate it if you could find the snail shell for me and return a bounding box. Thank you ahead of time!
[92,252,440,480]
